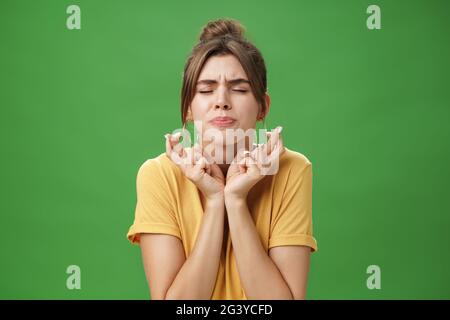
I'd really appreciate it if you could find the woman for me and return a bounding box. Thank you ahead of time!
[127,18,318,300]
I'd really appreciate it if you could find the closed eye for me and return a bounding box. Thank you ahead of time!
[198,88,249,94]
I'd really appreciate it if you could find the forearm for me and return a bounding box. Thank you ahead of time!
[165,197,225,299]
[225,197,293,300]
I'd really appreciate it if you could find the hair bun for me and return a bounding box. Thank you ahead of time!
[199,18,245,42]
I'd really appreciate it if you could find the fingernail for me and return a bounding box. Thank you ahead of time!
[164,134,169,139]
[277,126,283,133]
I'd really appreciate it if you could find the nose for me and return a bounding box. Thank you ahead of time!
[214,103,231,111]
[214,88,232,111]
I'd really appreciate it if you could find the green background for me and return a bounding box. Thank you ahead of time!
[1,0,449,299]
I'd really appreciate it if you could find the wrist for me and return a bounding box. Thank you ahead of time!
[204,193,225,208]
[224,193,247,207]
[224,185,248,201]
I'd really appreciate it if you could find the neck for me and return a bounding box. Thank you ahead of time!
[218,163,230,177]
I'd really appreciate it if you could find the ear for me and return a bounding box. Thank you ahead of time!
[258,93,271,121]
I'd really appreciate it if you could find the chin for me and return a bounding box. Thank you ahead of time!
[200,124,255,146]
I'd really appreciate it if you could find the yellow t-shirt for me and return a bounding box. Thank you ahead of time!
[127,147,318,300]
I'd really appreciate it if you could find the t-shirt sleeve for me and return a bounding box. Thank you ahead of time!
[127,159,181,245]
[269,162,318,252]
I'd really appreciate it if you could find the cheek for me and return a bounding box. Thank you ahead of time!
[190,96,210,119]
[233,96,260,122]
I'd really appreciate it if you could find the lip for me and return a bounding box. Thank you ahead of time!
[209,116,237,128]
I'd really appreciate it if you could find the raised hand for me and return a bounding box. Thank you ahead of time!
[165,133,225,201]
[224,126,285,200]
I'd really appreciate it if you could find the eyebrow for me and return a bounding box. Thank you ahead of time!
[196,78,250,86]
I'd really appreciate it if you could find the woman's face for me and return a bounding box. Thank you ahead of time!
[188,54,268,148]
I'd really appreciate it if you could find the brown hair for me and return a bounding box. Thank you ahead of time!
[181,18,268,126]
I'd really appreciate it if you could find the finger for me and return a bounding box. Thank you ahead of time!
[266,130,277,155]
[244,152,260,174]
[193,156,207,174]
[194,144,210,163]
[166,134,180,161]
[194,150,202,163]
[267,138,285,165]
[269,127,280,155]
[263,129,284,174]
[170,132,182,143]
[269,126,283,155]
[262,141,268,158]
[239,148,252,160]
[166,133,186,166]
[184,147,193,166]
[251,142,259,153]
[173,141,185,158]
[192,144,203,161]
[193,143,201,153]
[202,151,215,165]
[165,134,172,158]
[239,150,252,166]
[168,132,181,148]
[234,150,248,173]
[168,132,182,154]
[271,129,284,157]
[265,131,272,154]
[276,131,285,155]
[250,147,259,162]
[240,150,258,173]
[231,149,243,165]
[209,163,223,178]
[252,144,265,170]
